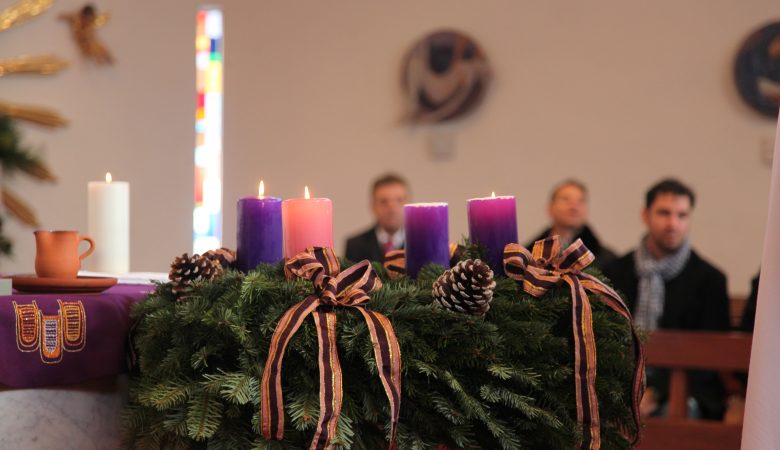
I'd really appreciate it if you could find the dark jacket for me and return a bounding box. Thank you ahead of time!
[526,224,617,270]
[740,274,759,332]
[603,249,731,419]
[345,226,384,263]
[735,274,759,387]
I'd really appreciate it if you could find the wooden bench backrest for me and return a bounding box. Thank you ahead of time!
[636,330,752,450]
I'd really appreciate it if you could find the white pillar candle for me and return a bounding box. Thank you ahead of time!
[87,172,130,273]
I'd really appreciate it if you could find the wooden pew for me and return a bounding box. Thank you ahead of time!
[636,330,752,450]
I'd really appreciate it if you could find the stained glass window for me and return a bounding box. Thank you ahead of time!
[194,8,223,254]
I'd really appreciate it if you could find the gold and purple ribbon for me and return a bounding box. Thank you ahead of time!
[503,237,644,450]
[260,247,401,449]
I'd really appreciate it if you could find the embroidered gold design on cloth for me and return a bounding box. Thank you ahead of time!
[12,299,87,364]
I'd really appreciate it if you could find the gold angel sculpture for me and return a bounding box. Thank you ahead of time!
[60,4,113,65]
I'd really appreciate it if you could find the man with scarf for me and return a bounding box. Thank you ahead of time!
[604,178,731,420]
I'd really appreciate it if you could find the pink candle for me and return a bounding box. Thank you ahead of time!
[282,186,333,258]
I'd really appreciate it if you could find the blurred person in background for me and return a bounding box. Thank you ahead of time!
[527,179,616,269]
[345,173,410,263]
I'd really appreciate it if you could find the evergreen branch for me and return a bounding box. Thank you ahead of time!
[429,394,466,425]
[487,364,542,388]
[288,390,319,431]
[480,384,563,429]
[331,414,355,448]
[0,116,56,182]
[0,217,11,255]
[161,408,188,437]
[186,390,223,440]
[137,380,191,411]
[441,370,522,450]
[218,371,257,405]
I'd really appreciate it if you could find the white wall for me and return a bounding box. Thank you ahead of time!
[3,1,779,296]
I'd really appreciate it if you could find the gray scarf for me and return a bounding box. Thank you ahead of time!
[633,237,691,331]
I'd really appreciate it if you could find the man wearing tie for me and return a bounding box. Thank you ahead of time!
[345,174,410,263]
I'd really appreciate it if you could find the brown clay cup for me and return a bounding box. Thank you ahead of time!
[34,230,95,278]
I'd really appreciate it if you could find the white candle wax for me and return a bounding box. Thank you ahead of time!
[87,172,130,273]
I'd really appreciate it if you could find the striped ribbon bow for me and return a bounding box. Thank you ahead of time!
[261,247,401,449]
[503,237,644,450]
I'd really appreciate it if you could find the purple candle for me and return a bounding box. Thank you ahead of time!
[404,202,449,278]
[467,193,518,273]
[236,181,283,272]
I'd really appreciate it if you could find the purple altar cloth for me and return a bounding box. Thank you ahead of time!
[0,284,152,388]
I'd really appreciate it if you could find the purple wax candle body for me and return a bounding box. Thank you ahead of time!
[404,203,449,278]
[237,196,283,272]
[467,195,518,274]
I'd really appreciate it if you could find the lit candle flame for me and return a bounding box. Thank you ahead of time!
[304,186,310,199]
[491,191,496,198]
[106,172,112,183]
[258,180,265,198]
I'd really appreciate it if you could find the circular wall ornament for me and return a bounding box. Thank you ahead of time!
[735,22,780,118]
[401,30,491,124]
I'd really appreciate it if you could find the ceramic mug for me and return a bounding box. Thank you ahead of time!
[34,230,95,278]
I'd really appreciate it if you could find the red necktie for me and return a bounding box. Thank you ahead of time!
[383,234,395,255]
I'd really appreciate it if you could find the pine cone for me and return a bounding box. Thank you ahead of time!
[203,247,237,269]
[169,253,224,297]
[432,259,495,316]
